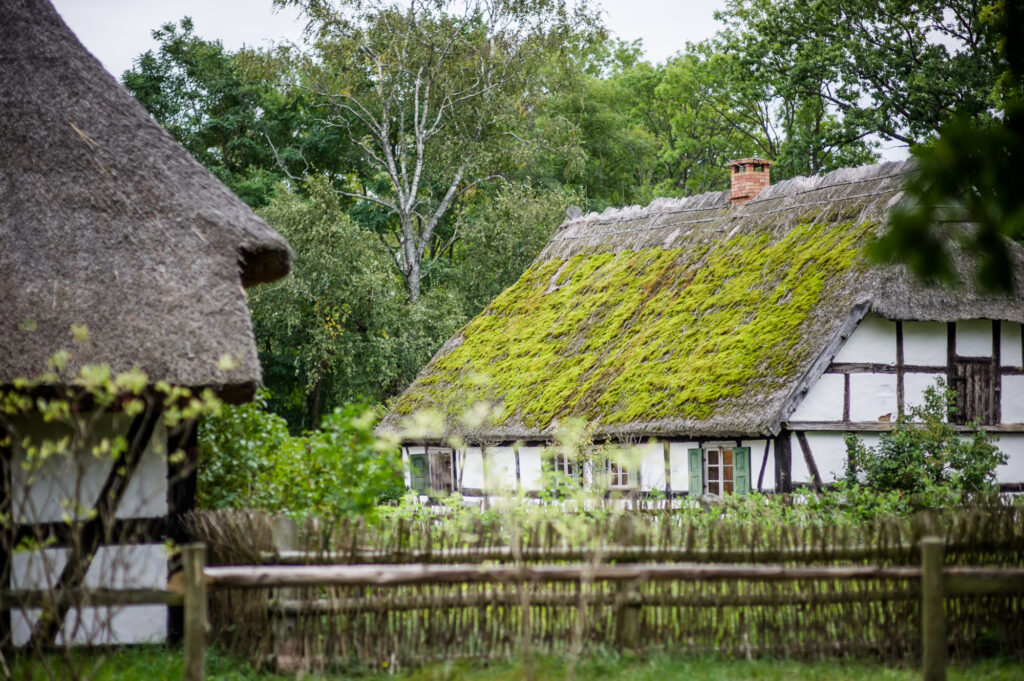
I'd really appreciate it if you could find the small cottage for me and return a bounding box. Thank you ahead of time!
[381,158,1024,498]
[0,0,290,646]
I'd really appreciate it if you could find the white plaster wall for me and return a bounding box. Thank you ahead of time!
[1002,376,1024,424]
[903,321,947,366]
[10,415,167,523]
[904,373,946,416]
[459,447,485,491]
[485,446,519,493]
[790,373,844,421]
[994,434,1024,483]
[740,439,772,492]
[667,442,699,494]
[793,432,880,485]
[956,319,993,357]
[834,314,896,364]
[12,544,167,645]
[1001,322,1023,367]
[848,373,897,422]
[517,446,544,491]
[636,442,665,492]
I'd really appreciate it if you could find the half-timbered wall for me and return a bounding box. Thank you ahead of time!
[402,314,1024,498]
[5,413,176,646]
[786,314,1024,488]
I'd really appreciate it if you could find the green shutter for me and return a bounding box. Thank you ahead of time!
[734,446,751,494]
[688,448,703,497]
[409,453,428,493]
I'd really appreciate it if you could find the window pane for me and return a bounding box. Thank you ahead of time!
[724,480,734,493]
[708,450,719,465]
[708,467,719,482]
[723,449,733,465]
[709,480,720,495]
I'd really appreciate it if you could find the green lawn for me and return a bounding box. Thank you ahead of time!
[12,648,1024,681]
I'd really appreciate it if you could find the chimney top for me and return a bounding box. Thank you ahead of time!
[727,157,773,206]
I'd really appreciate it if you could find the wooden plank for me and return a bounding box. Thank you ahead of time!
[794,431,823,492]
[784,421,1024,433]
[203,563,925,589]
[920,536,947,681]
[0,588,183,609]
[825,363,948,375]
[273,587,920,614]
[183,544,208,681]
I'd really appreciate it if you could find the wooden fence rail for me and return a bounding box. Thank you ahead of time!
[3,537,1023,681]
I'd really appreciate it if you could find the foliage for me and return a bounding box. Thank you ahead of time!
[843,381,1007,508]
[250,178,465,428]
[391,219,874,431]
[716,0,1001,149]
[869,1,1024,292]
[122,19,329,208]
[197,394,403,520]
[14,647,1024,681]
[276,0,600,302]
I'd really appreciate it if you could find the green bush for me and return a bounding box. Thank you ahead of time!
[844,380,1006,509]
[198,391,403,520]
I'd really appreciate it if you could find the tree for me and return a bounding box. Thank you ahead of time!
[869,0,1024,292]
[716,0,1001,149]
[250,178,465,429]
[122,18,337,207]
[277,0,598,301]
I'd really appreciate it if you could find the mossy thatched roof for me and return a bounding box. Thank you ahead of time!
[0,0,291,401]
[382,161,1024,441]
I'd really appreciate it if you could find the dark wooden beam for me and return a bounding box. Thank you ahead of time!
[0,424,11,651]
[826,363,947,374]
[756,439,770,492]
[896,322,905,417]
[773,430,792,493]
[785,421,1024,433]
[794,431,823,492]
[166,420,198,644]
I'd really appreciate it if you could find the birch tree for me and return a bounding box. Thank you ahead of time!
[278,0,597,302]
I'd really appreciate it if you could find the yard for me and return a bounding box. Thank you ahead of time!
[13,648,1024,681]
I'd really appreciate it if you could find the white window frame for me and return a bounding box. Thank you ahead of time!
[703,444,736,497]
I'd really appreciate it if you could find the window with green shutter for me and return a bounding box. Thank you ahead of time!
[688,448,703,496]
[733,446,751,494]
[409,452,428,493]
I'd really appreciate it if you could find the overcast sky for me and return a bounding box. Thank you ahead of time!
[51,0,726,78]
[50,0,907,161]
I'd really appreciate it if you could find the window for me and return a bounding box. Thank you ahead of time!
[950,358,999,425]
[705,446,734,495]
[688,446,751,496]
[605,459,636,490]
[408,448,454,494]
[551,452,580,484]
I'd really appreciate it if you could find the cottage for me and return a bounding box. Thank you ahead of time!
[0,0,290,646]
[381,158,1024,498]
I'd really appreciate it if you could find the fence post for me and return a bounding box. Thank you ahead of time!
[271,515,300,672]
[613,516,642,650]
[183,543,208,681]
[920,535,946,681]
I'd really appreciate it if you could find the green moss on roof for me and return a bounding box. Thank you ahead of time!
[393,219,877,433]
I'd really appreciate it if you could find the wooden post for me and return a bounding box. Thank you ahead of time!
[271,516,301,672]
[183,543,208,681]
[613,517,642,650]
[920,535,946,681]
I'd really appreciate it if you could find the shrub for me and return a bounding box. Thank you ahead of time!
[843,380,1006,508]
[198,392,403,520]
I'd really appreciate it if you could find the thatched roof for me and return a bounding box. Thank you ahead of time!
[0,0,291,401]
[382,160,1024,441]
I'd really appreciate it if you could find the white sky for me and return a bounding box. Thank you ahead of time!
[51,0,907,160]
[51,0,725,78]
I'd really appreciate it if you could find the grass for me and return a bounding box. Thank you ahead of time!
[10,647,1024,681]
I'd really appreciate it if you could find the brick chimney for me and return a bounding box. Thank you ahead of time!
[728,158,772,206]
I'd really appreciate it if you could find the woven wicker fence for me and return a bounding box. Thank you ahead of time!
[186,506,1024,672]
